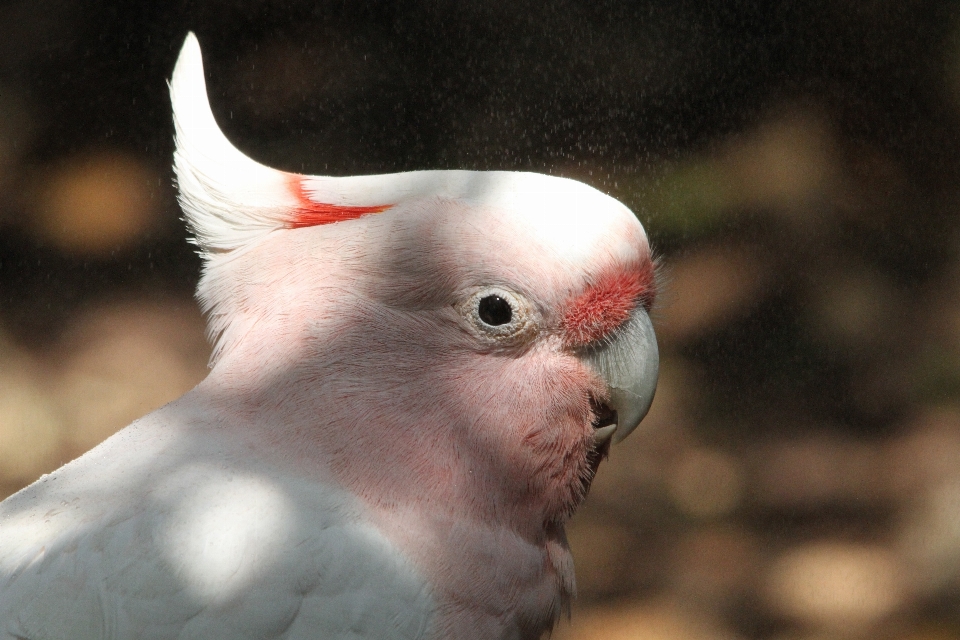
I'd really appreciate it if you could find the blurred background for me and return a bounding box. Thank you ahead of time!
[1,0,959,637]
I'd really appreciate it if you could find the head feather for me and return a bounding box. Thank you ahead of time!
[169,32,651,369]
[170,32,297,254]
[170,33,630,244]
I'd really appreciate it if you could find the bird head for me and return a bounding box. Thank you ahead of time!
[170,33,658,531]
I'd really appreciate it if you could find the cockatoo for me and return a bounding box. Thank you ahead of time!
[0,33,658,639]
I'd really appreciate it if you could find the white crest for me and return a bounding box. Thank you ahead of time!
[170,32,630,257]
[169,33,465,254]
[170,33,297,254]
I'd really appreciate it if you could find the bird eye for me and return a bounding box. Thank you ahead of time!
[478,295,513,326]
[459,287,535,342]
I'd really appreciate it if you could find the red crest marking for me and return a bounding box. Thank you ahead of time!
[562,260,656,347]
[286,175,392,228]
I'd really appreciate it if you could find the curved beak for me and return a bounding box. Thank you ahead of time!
[579,309,659,444]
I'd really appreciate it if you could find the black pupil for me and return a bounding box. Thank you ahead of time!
[478,295,513,326]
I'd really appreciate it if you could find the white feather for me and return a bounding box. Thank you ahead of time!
[171,32,296,254]
[0,396,434,639]
[171,33,636,261]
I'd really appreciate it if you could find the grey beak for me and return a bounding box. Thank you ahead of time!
[580,309,659,444]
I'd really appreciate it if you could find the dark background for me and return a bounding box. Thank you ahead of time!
[2,1,960,638]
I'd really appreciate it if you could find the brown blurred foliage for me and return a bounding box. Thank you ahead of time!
[3,1,960,638]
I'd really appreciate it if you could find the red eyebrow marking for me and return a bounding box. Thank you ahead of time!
[562,260,656,347]
[286,174,392,228]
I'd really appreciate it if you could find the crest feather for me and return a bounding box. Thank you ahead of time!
[170,33,297,255]
[170,33,411,254]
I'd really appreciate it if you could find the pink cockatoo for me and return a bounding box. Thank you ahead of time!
[0,33,658,639]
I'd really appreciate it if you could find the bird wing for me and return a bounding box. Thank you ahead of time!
[0,406,433,640]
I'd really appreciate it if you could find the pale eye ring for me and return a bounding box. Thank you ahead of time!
[460,287,535,341]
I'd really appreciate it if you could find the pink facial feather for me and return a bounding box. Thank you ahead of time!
[286,175,393,228]
[561,260,656,347]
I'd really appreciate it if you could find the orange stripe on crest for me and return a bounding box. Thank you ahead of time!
[562,260,656,347]
[286,174,392,228]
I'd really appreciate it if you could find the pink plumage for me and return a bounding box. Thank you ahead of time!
[562,263,657,347]
[0,32,660,640]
